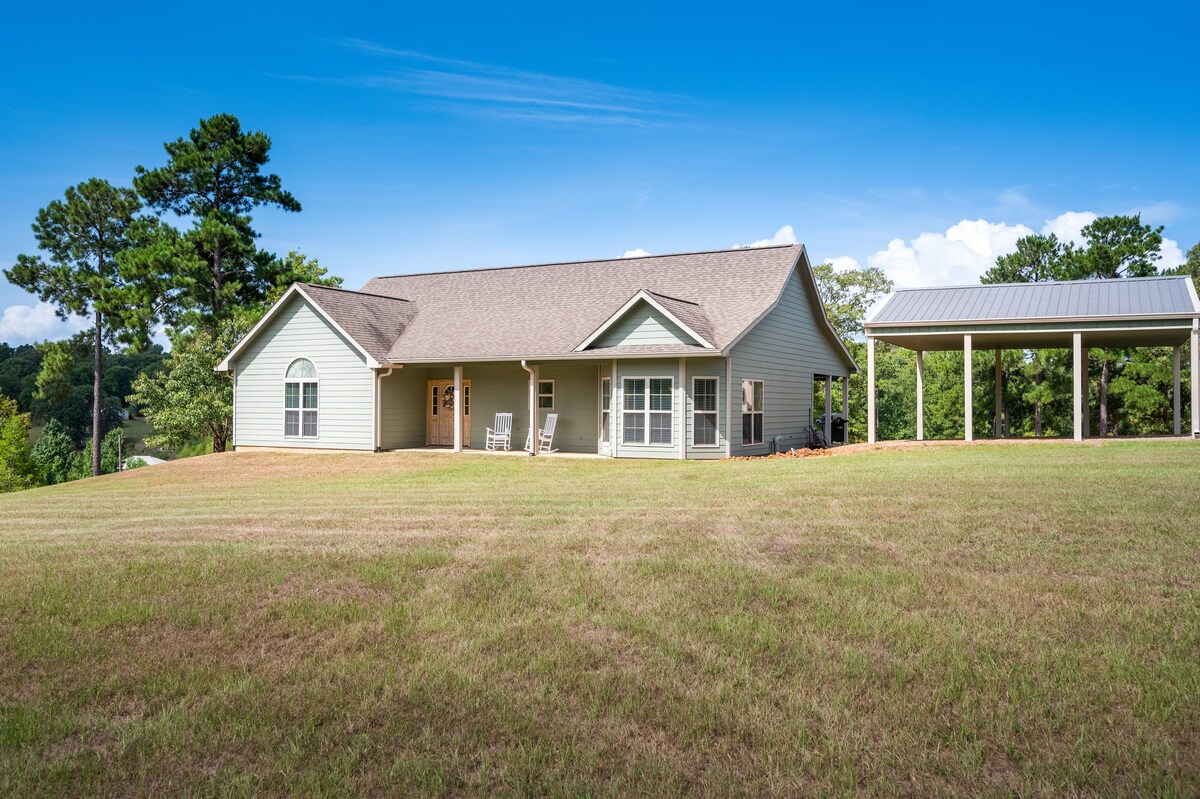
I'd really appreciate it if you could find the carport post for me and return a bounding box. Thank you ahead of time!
[1082,348,1090,438]
[867,337,876,444]
[1080,331,1089,441]
[963,335,973,442]
[994,349,1002,438]
[453,365,463,452]
[1173,345,1182,436]
[824,377,832,442]
[915,350,924,441]
[841,377,849,444]
[1192,320,1199,437]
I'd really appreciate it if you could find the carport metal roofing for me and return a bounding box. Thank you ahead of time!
[865,275,1200,351]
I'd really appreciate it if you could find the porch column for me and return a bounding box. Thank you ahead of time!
[452,366,463,452]
[824,376,832,442]
[678,358,686,459]
[963,335,973,442]
[1173,345,1182,436]
[867,337,876,444]
[1192,320,1199,437]
[994,349,1002,438]
[1081,347,1090,438]
[1073,332,1083,442]
[916,350,924,441]
[841,376,849,444]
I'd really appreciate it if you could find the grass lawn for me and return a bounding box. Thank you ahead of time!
[0,442,1196,797]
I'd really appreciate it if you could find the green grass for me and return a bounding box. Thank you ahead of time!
[0,442,1197,797]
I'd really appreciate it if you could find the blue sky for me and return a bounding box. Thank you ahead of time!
[2,1,1198,344]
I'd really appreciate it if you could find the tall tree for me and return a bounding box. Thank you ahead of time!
[812,262,893,340]
[134,114,301,324]
[4,179,160,476]
[1068,214,1165,436]
[982,233,1073,284]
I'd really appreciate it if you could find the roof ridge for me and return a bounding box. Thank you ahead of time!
[892,275,1186,292]
[369,243,800,281]
[301,283,412,302]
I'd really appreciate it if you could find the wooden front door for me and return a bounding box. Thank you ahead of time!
[426,380,471,446]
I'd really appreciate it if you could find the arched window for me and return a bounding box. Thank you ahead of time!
[284,358,318,437]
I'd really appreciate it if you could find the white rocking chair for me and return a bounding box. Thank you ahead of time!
[485,412,513,451]
[524,413,558,454]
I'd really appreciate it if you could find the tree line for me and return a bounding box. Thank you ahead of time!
[0,114,340,490]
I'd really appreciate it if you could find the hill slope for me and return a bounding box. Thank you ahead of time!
[1,443,1197,796]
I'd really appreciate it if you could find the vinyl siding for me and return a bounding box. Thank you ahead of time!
[729,269,848,456]
[379,367,429,449]
[593,301,696,347]
[233,297,375,450]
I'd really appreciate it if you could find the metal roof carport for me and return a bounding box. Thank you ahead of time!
[863,276,1200,442]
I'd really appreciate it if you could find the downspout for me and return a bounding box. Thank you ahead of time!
[521,359,538,456]
[375,366,396,451]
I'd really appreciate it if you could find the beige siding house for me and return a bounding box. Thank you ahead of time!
[217,244,856,458]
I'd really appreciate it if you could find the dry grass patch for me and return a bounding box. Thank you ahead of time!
[0,442,1197,796]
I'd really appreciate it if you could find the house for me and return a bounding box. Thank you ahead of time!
[216,244,856,458]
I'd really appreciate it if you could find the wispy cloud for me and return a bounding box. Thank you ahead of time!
[279,38,685,127]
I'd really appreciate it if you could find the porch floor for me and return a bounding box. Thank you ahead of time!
[389,447,605,459]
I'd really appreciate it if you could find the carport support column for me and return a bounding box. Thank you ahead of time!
[453,366,463,453]
[1192,320,1199,437]
[963,335,973,442]
[994,349,1002,438]
[1173,345,1181,436]
[915,350,924,442]
[867,337,876,444]
[1080,328,1089,441]
[824,377,832,442]
[1081,348,1090,438]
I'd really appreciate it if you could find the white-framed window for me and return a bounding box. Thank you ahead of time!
[622,377,673,445]
[284,358,318,437]
[538,380,555,409]
[692,377,719,447]
[741,379,764,445]
[600,377,611,445]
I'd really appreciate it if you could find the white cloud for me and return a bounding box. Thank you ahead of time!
[866,219,1034,289]
[824,256,862,272]
[733,225,798,249]
[1040,211,1097,247]
[1160,237,1186,270]
[0,302,88,345]
[621,248,652,258]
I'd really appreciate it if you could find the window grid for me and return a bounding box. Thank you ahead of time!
[741,378,764,445]
[622,377,672,446]
[284,358,319,438]
[692,377,719,447]
[538,380,555,409]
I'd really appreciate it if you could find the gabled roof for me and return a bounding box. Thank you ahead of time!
[363,245,826,362]
[216,283,412,371]
[868,275,1200,327]
[220,244,858,373]
[574,289,717,351]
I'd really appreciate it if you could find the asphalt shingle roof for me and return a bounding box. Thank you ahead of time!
[298,284,415,363]
[868,276,1200,326]
[355,245,804,362]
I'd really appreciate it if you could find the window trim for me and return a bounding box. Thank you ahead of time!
[741,378,764,446]
[691,376,721,448]
[284,358,319,439]
[599,376,611,445]
[622,376,674,447]
[537,379,555,410]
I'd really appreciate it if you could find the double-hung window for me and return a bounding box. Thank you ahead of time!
[538,380,555,409]
[692,377,719,447]
[285,358,319,437]
[622,377,673,445]
[741,378,764,445]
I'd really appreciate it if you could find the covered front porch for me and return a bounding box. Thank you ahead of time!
[376,355,734,458]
